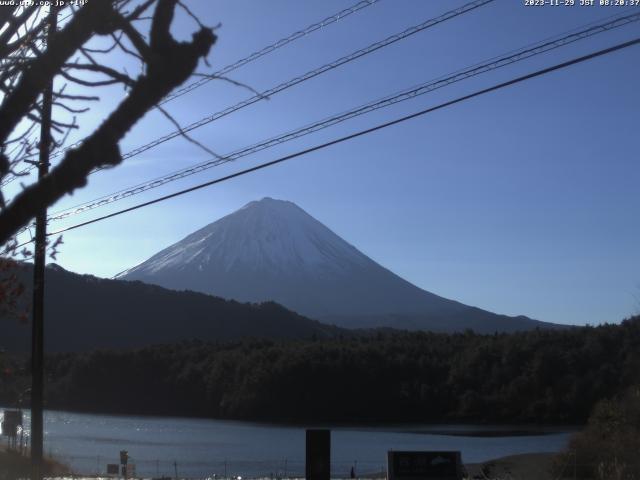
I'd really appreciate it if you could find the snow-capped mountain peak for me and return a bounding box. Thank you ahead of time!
[118,198,548,332]
[120,197,370,279]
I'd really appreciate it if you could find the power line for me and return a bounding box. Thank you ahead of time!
[17,0,494,213]
[5,0,493,186]
[45,10,640,224]
[160,0,381,105]
[51,0,492,174]
[36,36,640,241]
[110,0,494,163]
[1,0,382,184]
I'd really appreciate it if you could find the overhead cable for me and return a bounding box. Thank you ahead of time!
[110,0,495,163]
[33,36,639,241]
[160,0,382,105]
[0,0,382,184]
[46,11,640,223]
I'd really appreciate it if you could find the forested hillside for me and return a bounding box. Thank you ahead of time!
[1,263,342,353]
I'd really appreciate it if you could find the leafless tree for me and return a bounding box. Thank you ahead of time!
[0,0,217,248]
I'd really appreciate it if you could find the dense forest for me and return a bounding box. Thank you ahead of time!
[2,316,639,424]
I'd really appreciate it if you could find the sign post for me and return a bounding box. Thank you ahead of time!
[120,450,129,479]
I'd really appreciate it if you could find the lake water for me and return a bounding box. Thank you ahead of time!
[7,409,574,478]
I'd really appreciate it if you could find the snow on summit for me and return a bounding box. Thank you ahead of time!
[121,197,370,277]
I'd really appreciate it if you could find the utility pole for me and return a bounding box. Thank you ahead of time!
[30,6,56,480]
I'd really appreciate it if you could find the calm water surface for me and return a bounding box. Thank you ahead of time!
[9,409,574,478]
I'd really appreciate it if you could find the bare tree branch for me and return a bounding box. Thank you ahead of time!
[0,0,216,245]
[156,104,222,159]
[0,1,118,144]
[63,62,136,87]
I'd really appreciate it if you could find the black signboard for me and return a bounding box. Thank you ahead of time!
[387,451,463,480]
[106,464,120,475]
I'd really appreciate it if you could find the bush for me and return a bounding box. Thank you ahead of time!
[553,386,640,479]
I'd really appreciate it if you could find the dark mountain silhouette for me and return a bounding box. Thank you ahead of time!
[1,262,341,353]
[119,197,562,333]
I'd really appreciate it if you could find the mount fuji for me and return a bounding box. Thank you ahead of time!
[118,198,556,333]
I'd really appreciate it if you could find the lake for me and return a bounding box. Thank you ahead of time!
[9,409,574,478]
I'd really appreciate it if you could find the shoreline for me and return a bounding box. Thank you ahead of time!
[7,404,581,435]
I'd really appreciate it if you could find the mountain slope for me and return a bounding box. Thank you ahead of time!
[1,262,341,353]
[119,198,558,333]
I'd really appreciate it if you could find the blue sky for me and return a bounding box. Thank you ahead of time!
[9,0,640,326]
